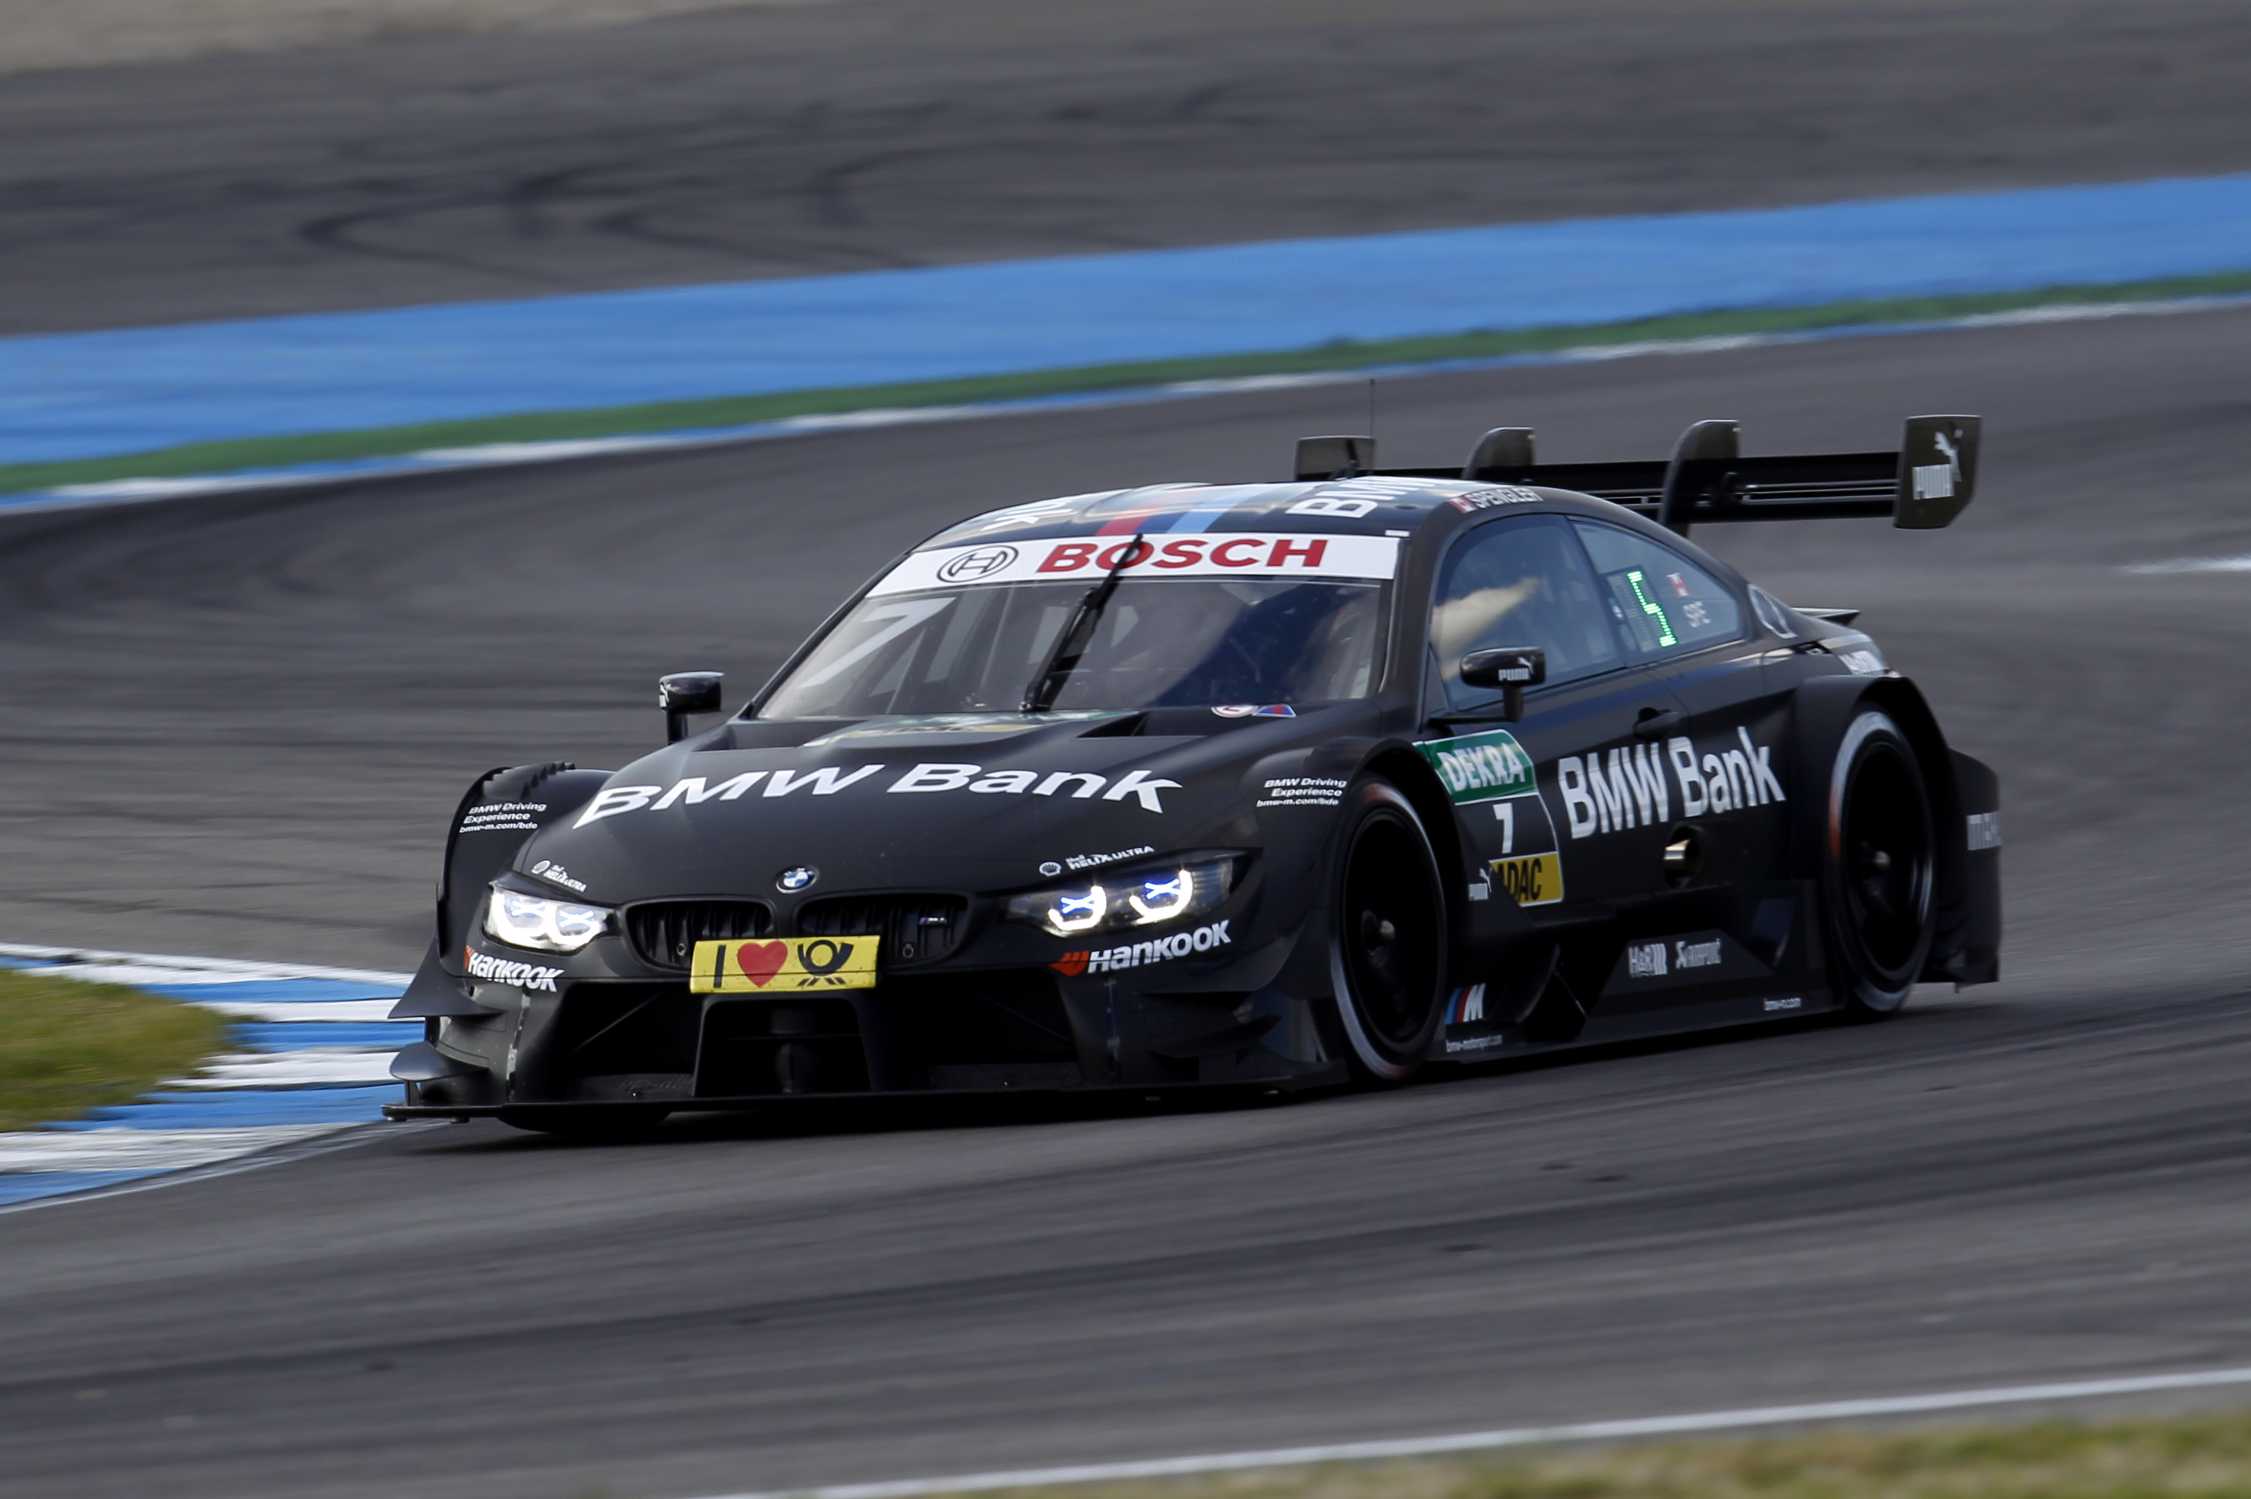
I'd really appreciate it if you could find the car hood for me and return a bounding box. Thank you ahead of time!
[514,710,1311,899]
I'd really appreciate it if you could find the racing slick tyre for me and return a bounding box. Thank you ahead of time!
[1821,709,1939,1016]
[1328,777,1451,1082]
[503,1107,671,1140]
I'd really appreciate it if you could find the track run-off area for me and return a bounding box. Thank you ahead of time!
[2,305,2250,1498]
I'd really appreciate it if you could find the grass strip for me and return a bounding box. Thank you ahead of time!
[9,268,2251,495]
[0,970,228,1130]
[963,1411,2251,1499]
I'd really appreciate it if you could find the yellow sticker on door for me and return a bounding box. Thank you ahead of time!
[1489,853,1564,908]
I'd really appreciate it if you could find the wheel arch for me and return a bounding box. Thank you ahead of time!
[1789,676,1957,856]
[1363,743,1470,970]
[1324,758,1456,1082]
[1786,673,1979,988]
[436,761,613,971]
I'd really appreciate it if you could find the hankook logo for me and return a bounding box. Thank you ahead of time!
[936,545,1020,582]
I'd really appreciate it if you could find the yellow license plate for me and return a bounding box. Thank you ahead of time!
[689,935,881,993]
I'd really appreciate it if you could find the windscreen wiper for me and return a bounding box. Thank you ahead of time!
[1020,532,1145,714]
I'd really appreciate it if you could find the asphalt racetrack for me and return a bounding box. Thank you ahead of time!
[4,306,2251,1498]
[6,1,2251,1493]
[12,0,2251,330]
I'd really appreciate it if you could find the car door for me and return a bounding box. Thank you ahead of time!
[1419,514,1688,920]
[1563,518,1807,1012]
[1566,520,1795,890]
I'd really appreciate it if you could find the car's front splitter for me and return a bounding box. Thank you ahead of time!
[393,953,1341,1110]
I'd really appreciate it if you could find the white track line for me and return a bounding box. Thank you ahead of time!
[177,998,406,1022]
[0,1125,344,1172]
[165,1051,400,1088]
[9,291,2251,527]
[2126,555,2251,574]
[0,942,412,987]
[697,1365,2251,1499]
[0,1123,412,1217]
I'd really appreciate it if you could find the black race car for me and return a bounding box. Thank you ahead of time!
[386,415,2001,1133]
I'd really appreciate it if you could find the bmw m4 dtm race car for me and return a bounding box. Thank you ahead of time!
[386,415,2002,1133]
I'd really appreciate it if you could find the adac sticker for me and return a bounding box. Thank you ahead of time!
[1489,852,1564,907]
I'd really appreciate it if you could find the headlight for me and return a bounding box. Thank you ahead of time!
[483,885,612,953]
[1006,857,1235,938]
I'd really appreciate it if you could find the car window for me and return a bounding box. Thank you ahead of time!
[1570,520,1743,660]
[1430,514,1622,707]
[761,576,1389,718]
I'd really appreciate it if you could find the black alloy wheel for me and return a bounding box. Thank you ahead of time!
[1329,779,1450,1080]
[1824,709,1938,1014]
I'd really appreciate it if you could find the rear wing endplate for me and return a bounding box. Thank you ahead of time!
[1294,416,1981,537]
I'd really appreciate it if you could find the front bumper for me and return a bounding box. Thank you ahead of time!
[384,935,1339,1119]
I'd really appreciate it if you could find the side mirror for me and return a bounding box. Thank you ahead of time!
[1460,647,1546,722]
[658,671,725,744]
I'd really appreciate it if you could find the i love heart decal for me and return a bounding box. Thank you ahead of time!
[732,940,789,987]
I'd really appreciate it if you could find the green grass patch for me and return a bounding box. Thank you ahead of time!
[10,267,2251,495]
[983,1412,2251,1499]
[0,970,229,1130]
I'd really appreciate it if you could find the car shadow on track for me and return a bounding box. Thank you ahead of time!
[397,995,2035,1154]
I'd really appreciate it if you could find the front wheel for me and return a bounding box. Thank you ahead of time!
[1327,778,1451,1081]
[1821,709,1938,1015]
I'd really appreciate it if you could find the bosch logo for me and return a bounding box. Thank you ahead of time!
[936,545,1019,583]
[776,866,819,893]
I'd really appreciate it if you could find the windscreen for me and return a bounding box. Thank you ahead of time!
[761,576,1388,719]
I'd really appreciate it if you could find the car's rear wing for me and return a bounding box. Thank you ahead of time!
[1293,416,1981,537]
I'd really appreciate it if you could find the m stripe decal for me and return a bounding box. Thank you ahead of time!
[1160,484,1282,534]
[1089,485,1279,537]
[1090,483,1201,535]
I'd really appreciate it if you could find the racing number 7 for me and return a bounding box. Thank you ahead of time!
[1492,801,1514,855]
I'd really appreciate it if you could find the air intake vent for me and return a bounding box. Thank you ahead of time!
[795,894,970,966]
[623,900,774,971]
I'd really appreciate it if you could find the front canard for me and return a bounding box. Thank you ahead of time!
[691,936,881,993]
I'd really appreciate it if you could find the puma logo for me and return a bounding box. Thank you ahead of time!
[1932,429,1961,480]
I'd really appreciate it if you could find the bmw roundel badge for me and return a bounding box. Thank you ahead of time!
[776,866,819,893]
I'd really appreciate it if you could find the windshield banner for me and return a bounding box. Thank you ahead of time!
[871,533,1399,596]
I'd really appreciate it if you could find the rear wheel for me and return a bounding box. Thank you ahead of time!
[1328,778,1450,1081]
[1821,709,1938,1015]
